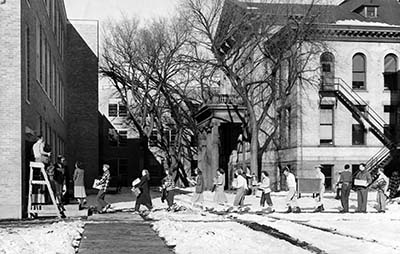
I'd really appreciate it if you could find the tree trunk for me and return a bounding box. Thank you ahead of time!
[248,108,259,176]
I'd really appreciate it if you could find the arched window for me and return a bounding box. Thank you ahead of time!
[352,53,366,89]
[320,52,335,85]
[384,54,398,90]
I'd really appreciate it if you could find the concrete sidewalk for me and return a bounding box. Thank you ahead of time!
[78,213,173,254]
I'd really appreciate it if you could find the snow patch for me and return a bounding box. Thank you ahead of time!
[336,20,400,27]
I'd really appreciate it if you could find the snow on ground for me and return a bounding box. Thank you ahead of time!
[0,221,84,254]
[107,187,400,254]
[152,219,310,254]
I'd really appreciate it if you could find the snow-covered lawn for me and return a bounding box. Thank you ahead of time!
[0,221,84,254]
[112,187,400,254]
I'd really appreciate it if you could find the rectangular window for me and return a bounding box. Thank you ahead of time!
[118,104,127,117]
[36,19,40,82]
[118,130,128,147]
[320,105,333,145]
[352,124,365,145]
[25,26,31,102]
[365,7,377,18]
[149,130,158,146]
[40,26,43,83]
[108,104,118,117]
[44,40,49,93]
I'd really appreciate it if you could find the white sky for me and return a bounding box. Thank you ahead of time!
[64,0,179,22]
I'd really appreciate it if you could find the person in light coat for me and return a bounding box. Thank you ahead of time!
[375,168,389,213]
[313,165,325,212]
[283,167,300,213]
[213,168,228,205]
[232,169,248,210]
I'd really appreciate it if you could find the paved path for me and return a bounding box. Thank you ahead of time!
[78,213,173,254]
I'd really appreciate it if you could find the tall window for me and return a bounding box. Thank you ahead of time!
[118,104,127,117]
[25,26,31,102]
[384,54,398,90]
[108,104,118,117]
[320,52,335,84]
[285,107,292,146]
[352,106,366,145]
[320,105,333,145]
[352,53,366,89]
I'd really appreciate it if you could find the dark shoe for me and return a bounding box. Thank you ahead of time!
[285,207,292,213]
[320,205,325,212]
[60,211,66,218]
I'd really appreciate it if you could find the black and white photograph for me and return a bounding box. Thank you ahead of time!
[0,0,400,253]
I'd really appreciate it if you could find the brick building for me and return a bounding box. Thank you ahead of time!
[0,0,98,219]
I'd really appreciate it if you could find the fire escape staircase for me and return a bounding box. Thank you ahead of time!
[319,78,397,181]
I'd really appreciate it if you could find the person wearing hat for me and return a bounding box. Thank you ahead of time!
[283,167,301,213]
[313,165,325,212]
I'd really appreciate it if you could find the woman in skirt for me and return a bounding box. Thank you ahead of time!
[73,161,86,210]
[213,168,227,206]
[191,168,205,209]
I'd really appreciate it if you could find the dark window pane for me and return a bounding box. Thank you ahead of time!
[108,104,118,117]
[352,124,365,145]
[119,104,127,117]
[149,131,158,146]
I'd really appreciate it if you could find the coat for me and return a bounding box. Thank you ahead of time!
[73,168,85,187]
[135,175,152,206]
[195,174,204,193]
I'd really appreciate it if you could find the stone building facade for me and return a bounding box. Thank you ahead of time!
[0,0,98,219]
[198,0,400,190]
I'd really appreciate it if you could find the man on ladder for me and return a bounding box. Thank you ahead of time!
[32,135,50,164]
[29,135,65,218]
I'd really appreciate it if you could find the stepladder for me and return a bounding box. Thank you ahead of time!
[28,161,64,218]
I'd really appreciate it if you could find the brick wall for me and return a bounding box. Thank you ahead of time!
[65,23,99,189]
[0,0,22,219]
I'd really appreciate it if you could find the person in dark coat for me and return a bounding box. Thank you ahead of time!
[388,171,400,199]
[190,168,205,209]
[133,169,153,213]
[161,169,175,211]
[54,155,66,212]
[338,164,352,213]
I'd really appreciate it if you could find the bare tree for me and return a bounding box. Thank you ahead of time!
[181,0,327,174]
[101,16,209,180]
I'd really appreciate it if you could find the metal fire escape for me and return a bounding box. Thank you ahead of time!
[319,78,397,180]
